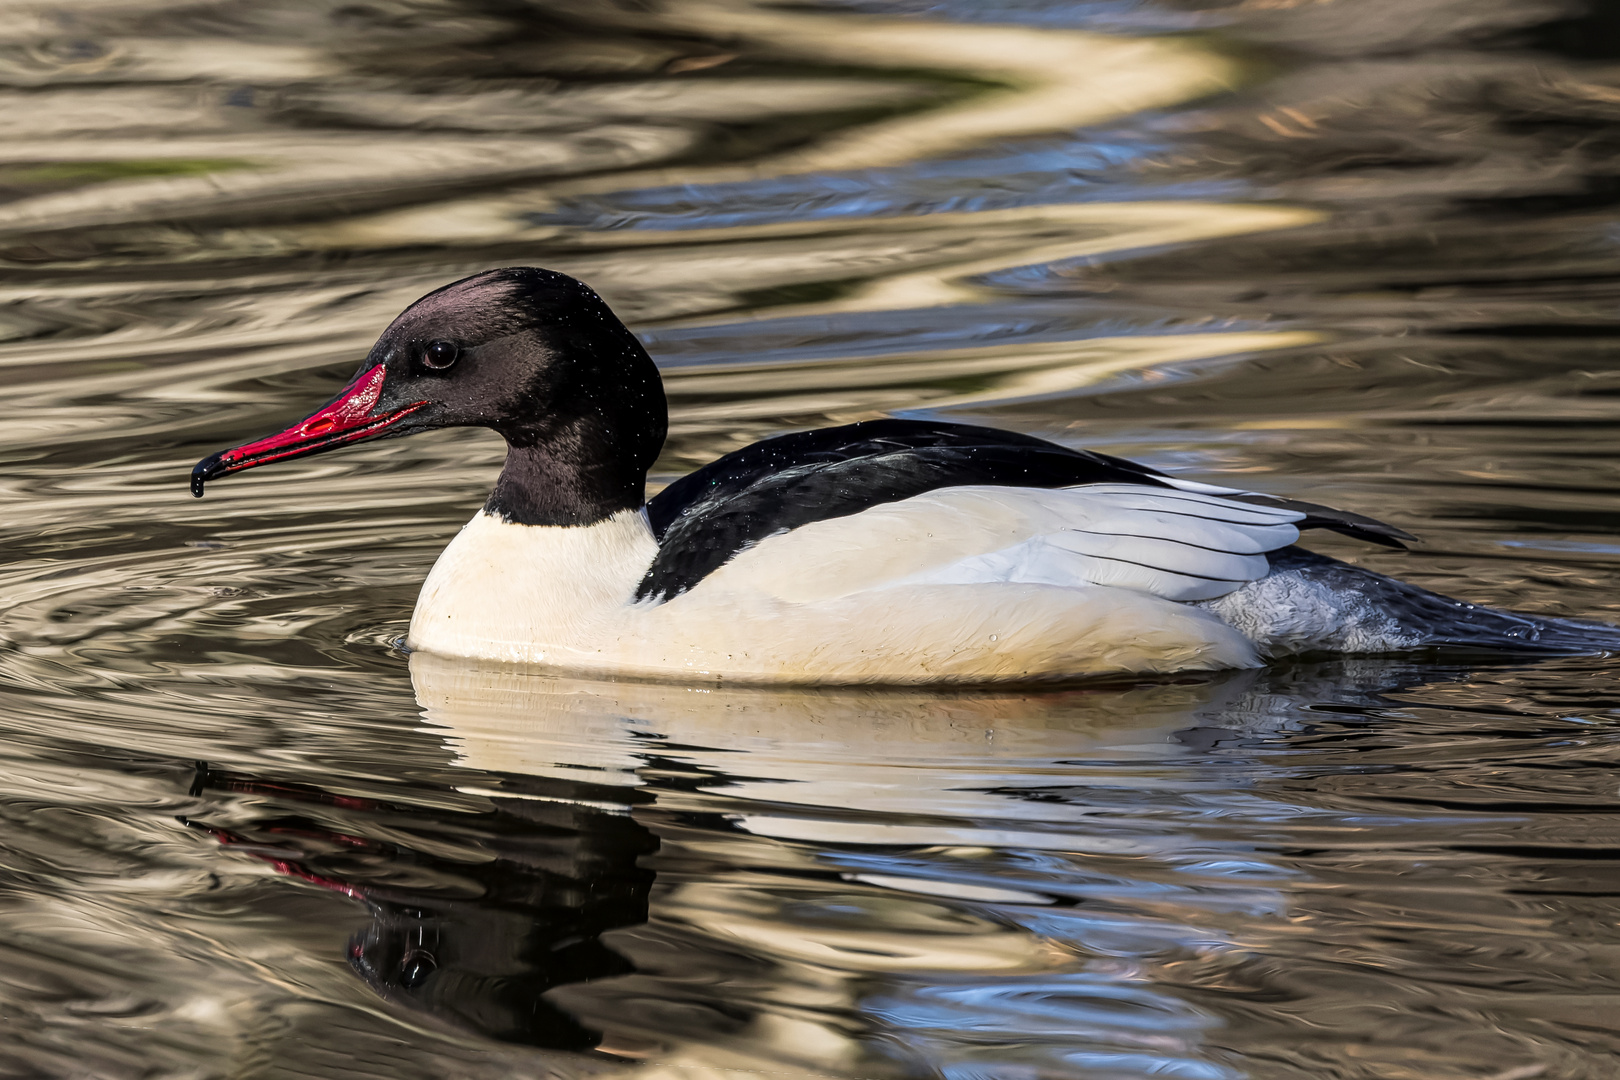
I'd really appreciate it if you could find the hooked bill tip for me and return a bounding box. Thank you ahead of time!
[190,455,221,498]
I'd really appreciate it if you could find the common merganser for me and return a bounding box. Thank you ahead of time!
[192,267,1620,682]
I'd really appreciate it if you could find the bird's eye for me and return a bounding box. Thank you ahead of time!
[398,949,437,988]
[422,341,459,370]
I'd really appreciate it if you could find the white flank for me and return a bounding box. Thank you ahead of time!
[705,484,1302,604]
[407,483,1326,682]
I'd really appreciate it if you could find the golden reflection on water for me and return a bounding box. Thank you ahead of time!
[1,0,1620,1076]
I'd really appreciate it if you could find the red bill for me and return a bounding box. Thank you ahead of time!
[191,364,429,497]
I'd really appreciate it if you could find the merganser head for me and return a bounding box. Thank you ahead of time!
[191,267,668,525]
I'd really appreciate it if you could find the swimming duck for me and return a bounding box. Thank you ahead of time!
[192,267,1620,682]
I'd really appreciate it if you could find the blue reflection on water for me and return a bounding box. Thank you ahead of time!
[540,133,1246,233]
[873,976,1219,1034]
[645,307,1268,370]
[870,975,1240,1080]
[817,0,1219,32]
[1500,539,1620,554]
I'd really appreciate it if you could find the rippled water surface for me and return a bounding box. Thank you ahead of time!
[4,1,1620,1076]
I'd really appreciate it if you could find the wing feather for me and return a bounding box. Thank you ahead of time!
[704,484,1301,605]
[644,418,1411,601]
[1062,484,1307,525]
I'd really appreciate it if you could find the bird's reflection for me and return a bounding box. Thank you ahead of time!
[346,780,656,1051]
[187,653,1548,1075]
[185,761,656,1051]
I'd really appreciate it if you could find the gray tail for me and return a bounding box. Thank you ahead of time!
[1213,547,1620,659]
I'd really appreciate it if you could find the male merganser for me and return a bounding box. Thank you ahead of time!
[192,267,1620,682]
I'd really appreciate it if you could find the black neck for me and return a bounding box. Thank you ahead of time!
[485,435,648,527]
[472,278,668,525]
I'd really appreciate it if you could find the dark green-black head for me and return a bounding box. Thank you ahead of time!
[190,268,669,525]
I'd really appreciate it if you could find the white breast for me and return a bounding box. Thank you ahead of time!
[408,509,658,666]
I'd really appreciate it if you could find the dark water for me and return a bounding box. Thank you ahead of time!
[3,1,1620,1076]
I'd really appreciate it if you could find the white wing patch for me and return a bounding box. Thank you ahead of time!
[709,483,1303,605]
[1156,475,1250,496]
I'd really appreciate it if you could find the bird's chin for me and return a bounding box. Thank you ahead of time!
[190,363,431,496]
